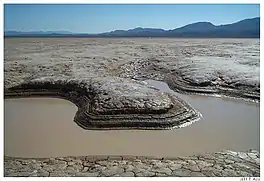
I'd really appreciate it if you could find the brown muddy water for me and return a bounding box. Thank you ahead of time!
[4,81,259,158]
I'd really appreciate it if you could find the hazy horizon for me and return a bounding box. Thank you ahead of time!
[4,4,260,34]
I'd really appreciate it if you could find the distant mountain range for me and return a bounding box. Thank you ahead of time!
[4,17,260,38]
[4,30,72,36]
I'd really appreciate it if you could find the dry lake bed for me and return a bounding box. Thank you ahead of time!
[4,38,260,177]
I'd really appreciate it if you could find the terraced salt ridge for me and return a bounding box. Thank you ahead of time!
[5,76,201,130]
[117,58,259,102]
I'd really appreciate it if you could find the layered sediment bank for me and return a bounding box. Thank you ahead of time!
[5,76,201,130]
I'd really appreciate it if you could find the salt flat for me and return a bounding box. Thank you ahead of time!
[4,38,259,100]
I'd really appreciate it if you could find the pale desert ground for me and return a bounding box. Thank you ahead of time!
[4,38,260,177]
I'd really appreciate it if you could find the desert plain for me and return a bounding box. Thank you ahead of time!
[4,38,260,177]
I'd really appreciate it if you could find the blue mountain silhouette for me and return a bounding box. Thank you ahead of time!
[5,17,260,38]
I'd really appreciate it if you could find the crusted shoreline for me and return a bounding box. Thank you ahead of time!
[4,150,260,177]
[5,76,201,130]
[117,58,260,103]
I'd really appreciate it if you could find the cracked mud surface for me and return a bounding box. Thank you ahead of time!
[5,150,260,177]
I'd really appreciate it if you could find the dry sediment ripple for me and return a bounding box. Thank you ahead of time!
[4,150,260,177]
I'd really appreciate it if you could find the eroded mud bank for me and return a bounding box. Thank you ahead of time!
[5,76,201,130]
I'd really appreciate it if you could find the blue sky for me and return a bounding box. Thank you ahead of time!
[4,4,260,33]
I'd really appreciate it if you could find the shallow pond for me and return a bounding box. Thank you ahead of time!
[4,80,259,158]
